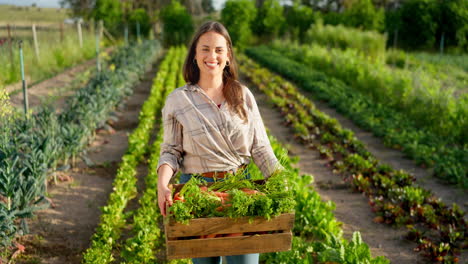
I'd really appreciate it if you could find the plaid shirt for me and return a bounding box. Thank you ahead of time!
[157,83,280,178]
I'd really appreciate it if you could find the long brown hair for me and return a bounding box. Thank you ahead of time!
[183,21,247,122]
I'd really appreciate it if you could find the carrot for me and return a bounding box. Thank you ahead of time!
[240,188,265,195]
[174,192,185,202]
[224,233,244,237]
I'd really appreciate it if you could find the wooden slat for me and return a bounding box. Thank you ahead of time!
[165,213,294,237]
[166,232,292,259]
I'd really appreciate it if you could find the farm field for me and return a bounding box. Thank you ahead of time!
[1,1,467,264]
[4,45,464,264]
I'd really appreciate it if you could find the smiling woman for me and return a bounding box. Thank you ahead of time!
[157,21,283,264]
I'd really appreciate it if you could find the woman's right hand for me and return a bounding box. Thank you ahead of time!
[157,164,175,217]
[158,185,173,217]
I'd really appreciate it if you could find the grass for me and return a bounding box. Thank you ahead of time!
[0,28,96,86]
[0,4,69,24]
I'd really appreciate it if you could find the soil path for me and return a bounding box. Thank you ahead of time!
[245,79,427,263]
[7,48,113,111]
[15,61,158,264]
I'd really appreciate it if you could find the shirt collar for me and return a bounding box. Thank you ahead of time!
[183,83,200,92]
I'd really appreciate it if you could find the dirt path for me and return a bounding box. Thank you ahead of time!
[14,61,158,264]
[246,80,427,263]
[7,48,114,112]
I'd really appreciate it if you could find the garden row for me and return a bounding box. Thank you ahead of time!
[82,46,186,263]
[238,53,466,263]
[247,45,467,187]
[0,40,160,248]
[268,41,467,145]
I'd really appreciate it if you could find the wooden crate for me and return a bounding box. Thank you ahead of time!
[164,183,295,259]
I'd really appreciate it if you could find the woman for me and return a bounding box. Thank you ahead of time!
[157,21,281,264]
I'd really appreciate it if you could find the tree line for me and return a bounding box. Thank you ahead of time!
[60,0,467,52]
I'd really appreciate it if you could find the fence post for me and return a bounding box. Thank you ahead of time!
[124,24,128,45]
[77,21,83,48]
[99,20,104,41]
[137,22,141,42]
[7,24,13,64]
[95,21,101,73]
[19,41,29,115]
[60,23,64,43]
[32,23,40,61]
[393,29,398,49]
[440,32,445,55]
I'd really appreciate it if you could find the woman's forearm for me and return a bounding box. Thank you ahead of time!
[158,164,174,188]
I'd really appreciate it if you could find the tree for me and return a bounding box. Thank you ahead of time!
[436,0,468,52]
[252,0,285,40]
[285,3,317,42]
[398,0,438,49]
[342,0,385,32]
[129,8,152,37]
[202,0,215,13]
[90,0,123,34]
[160,0,194,46]
[221,0,257,49]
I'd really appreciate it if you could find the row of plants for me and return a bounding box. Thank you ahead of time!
[82,46,184,263]
[245,45,467,187]
[0,40,160,248]
[238,54,466,263]
[118,46,186,263]
[259,134,389,264]
[270,41,468,145]
[305,20,387,61]
[268,41,467,146]
[385,49,467,96]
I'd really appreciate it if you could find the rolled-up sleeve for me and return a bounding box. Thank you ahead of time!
[246,89,282,178]
[157,100,183,174]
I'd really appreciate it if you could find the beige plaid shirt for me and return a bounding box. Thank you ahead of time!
[157,83,280,178]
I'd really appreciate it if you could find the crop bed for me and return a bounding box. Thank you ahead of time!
[239,53,466,263]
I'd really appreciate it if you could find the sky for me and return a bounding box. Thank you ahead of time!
[0,0,228,10]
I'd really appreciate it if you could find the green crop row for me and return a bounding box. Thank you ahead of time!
[258,134,388,264]
[305,21,387,61]
[119,46,186,264]
[268,41,468,146]
[0,40,160,248]
[239,53,466,263]
[81,46,180,264]
[246,45,467,187]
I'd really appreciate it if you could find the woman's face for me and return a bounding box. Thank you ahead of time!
[195,31,230,78]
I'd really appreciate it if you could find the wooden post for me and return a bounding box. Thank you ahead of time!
[99,20,103,41]
[32,23,40,61]
[124,24,128,45]
[95,22,101,73]
[136,21,141,42]
[60,23,64,42]
[7,24,13,64]
[77,21,83,48]
[393,29,398,49]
